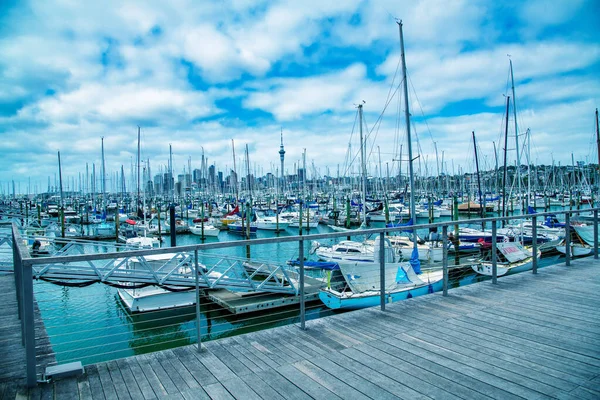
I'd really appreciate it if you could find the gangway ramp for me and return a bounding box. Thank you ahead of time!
[26,247,302,295]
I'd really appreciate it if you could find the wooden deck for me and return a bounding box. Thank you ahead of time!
[1,257,599,399]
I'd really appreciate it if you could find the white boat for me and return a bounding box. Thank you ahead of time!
[311,240,374,263]
[255,216,290,231]
[189,223,220,237]
[287,216,319,229]
[319,236,443,309]
[555,224,596,257]
[471,242,540,277]
[386,235,443,262]
[117,253,221,313]
[125,236,161,249]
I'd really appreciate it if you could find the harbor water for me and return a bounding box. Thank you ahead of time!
[32,212,568,366]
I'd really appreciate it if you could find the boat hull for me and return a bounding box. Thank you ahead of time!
[319,280,443,310]
[118,287,196,313]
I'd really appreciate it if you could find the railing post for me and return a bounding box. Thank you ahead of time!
[565,212,570,266]
[594,209,598,260]
[195,249,201,352]
[299,239,306,330]
[491,220,497,284]
[532,215,538,274]
[22,259,37,387]
[12,229,23,325]
[442,225,448,296]
[379,232,385,310]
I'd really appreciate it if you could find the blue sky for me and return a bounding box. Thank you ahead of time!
[1,0,599,194]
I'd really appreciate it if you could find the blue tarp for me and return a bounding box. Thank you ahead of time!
[410,245,421,274]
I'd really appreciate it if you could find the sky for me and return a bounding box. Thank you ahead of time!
[1,0,599,194]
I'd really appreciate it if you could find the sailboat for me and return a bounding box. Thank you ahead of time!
[318,21,443,310]
[318,236,443,309]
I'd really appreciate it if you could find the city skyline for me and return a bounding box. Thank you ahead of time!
[1,1,599,193]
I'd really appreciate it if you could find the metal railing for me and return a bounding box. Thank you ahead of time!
[9,207,599,387]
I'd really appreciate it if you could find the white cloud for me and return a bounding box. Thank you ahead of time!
[0,0,598,191]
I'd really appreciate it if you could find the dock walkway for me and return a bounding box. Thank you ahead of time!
[2,257,599,399]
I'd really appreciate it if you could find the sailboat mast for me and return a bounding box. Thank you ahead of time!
[502,95,510,223]
[137,126,141,213]
[510,59,523,211]
[358,103,367,226]
[232,139,239,201]
[596,108,600,195]
[472,131,483,219]
[101,137,106,212]
[398,20,416,223]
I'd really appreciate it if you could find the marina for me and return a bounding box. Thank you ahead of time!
[1,4,599,398]
[1,238,598,398]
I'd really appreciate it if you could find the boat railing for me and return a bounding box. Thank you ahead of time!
[6,207,599,387]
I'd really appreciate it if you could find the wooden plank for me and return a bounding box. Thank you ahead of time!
[370,339,521,400]
[202,342,253,377]
[138,354,178,395]
[121,358,156,400]
[95,363,119,400]
[106,360,132,400]
[113,360,143,400]
[412,328,575,395]
[84,364,106,400]
[426,318,591,387]
[77,372,93,400]
[251,369,313,400]
[486,305,599,337]
[151,352,190,392]
[292,359,375,400]
[179,386,210,400]
[188,348,237,383]
[132,355,168,398]
[444,317,600,379]
[275,364,342,400]
[238,372,286,400]
[201,382,235,400]
[463,311,600,358]
[53,377,79,400]
[342,346,465,400]
[218,377,262,400]
[394,331,565,399]
[161,350,200,390]
[227,336,281,369]
[169,347,217,387]
[308,355,403,400]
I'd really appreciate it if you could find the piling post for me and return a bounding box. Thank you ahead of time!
[379,232,385,310]
[532,215,538,274]
[565,212,571,266]
[491,220,497,284]
[169,204,176,247]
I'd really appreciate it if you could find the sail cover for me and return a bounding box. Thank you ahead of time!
[497,242,530,263]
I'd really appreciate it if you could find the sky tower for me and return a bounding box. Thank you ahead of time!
[279,128,285,192]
